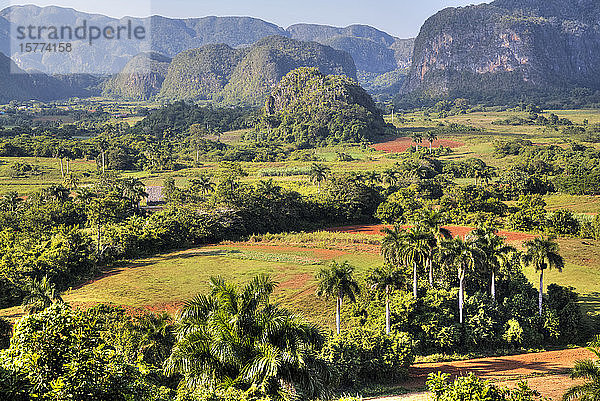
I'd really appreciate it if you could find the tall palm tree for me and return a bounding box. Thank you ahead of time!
[22,276,63,314]
[316,261,360,335]
[367,265,404,334]
[416,209,452,287]
[118,178,147,211]
[440,237,484,324]
[165,275,329,401]
[522,236,564,316]
[382,226,429,299]
[427,131,438,153]
[564,335,600,401]
[310,163,330,193]
[412,132,423,152]
[468,226,515,300]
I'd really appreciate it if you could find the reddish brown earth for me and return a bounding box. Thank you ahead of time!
[327,224,536,242]
[399,348,592,399]
[372,138,465,153]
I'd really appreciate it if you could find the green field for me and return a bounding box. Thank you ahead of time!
[54,243,382,328]
[1,230,590,325]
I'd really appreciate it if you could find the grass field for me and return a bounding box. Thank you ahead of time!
[54,242,381,328]
[13,227,595,327]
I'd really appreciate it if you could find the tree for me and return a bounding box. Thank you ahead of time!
[2,304,167,400]
[22,276,63,314]
[310,163,330,193]
[365,170,381,187]
[427,131,438,153]
[316,261,360,335]
[440,237,484,324]
[190,175,215,196]
[468,227,515,300]
[416,209,452,287]
[564,335,600,401]
[412,132,423,151]
[367,265,404,334]
[382,226,429,299]
[382,168,399,187]
[165,275,330,400]
[118,177,147,211]
[1,191,22,212]
[522,236,564,316]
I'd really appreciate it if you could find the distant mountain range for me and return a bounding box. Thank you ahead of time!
[402,0,600,102]
[3,0,600,106]
[0,5,411,75]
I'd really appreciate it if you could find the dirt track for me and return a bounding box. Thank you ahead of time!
[369,348,592,400]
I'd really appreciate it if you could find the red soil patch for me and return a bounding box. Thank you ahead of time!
[372,138,465,153]
[402,347,593,396]
[327,225,535,242]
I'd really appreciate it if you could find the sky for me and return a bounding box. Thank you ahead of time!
[0,0,484,38]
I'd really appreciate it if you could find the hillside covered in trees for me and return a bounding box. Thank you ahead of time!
[157,36,357,106]
[248,67,392,145]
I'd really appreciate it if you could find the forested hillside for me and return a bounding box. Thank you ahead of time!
[159,36,357,106]
[103,52,172,100]
[249,67,391,145]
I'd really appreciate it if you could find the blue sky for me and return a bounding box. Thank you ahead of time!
[1,0,484,37]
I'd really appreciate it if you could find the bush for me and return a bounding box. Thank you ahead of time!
[545,210,580,236]
[427,372,544,401]
[321,328,414,388]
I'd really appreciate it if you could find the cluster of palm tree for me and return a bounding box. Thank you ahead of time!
[166,275,330,401]
[377,213,563,325]
[411,131,439,153]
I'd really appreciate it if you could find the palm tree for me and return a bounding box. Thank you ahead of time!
[134,313,174,367]
[412,132,423,151]
[63,172,79,190]
[22,276,63,314]
[192,174,215,195]
[382,226,429,299]
[165,275,329,400]
[118,178,147,211]
[365,170,381,187]
[427,131,438,153]
[468,226,515,300]
[310,163,330,193]
[1,191,22,212]
[416,209,452,287]
[522,236,564,316]
[440,237,484,324]
[367,265,404,334]
[316,261,360,335]
[382,168,399,187]
[563,335,600,401]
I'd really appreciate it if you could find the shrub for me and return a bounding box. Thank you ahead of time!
[427,372,544,401]
[321,328,414,388]
[545,209,580,236]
